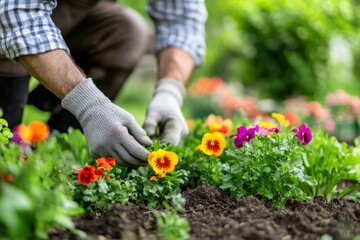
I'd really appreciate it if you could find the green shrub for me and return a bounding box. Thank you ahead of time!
[197,0,360,100]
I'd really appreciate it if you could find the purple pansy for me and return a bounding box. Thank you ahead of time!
[230,125,257,148]
[292,124,312,145]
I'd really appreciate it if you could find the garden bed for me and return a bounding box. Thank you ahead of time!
[51,185,360,240]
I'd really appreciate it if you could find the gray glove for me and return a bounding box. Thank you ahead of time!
[143,78,188,145]
[62,78,152,167]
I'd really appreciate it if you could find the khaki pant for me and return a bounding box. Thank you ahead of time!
[0,0,149,130]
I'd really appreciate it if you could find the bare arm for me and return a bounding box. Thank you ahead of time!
[18,49,85,99]
[157,47,195,85]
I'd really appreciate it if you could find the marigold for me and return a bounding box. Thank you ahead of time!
[198,132,226,156]
[77,165,97,186]
[96,157,113,170]
[148,149,179,174]
[17,121,49,144]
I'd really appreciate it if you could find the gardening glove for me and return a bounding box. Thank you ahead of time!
[62,78,152,167]
[143,78,188,145]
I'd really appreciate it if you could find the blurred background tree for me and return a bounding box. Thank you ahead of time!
[120,0,360,101]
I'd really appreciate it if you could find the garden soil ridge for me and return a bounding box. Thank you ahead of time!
[51,185,360,240]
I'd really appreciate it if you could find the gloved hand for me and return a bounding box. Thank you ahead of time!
[62,78,152,167]
[143,78,188,145]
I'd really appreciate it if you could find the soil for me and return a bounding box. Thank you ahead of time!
[51,185,360,240]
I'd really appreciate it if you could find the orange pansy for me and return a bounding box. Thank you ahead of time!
[17,121,49,144]
[96,157,113,170]
[150,176,158,182]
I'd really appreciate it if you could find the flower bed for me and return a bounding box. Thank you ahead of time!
[50,185,360,240]
[1,111,360,240]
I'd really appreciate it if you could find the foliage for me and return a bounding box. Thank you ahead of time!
[220,125,314,207]
[129,166,188,208]
[72,164,136,212]
[73,140,189,211]
[0,136,84,240]
[0,118,13,144]
[153,202,190,240]
[194,0,360,100]
[302,130,360,202]
[55,128,91,166]
[180,118,229,187]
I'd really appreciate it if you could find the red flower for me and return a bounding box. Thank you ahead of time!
[105,157,116,166]
[96,157,113,170]
[77,165,97,185]
[95,168,104,176]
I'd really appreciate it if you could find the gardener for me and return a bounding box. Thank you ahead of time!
[0,0,207,167]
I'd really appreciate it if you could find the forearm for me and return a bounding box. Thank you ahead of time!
[18,50,85,99]
[157,47,194,85]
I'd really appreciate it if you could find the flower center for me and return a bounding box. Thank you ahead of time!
[155,156,171,170]
[206,139,220,153]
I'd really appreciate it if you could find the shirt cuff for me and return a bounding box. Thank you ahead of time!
[0,10,69,60]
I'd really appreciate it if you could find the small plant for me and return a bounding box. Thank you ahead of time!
[302,130,360,202]
[73,140,189,210]
[221,119,315,206]
[0,126,84,240]
[0,118,13,144]
[73,159,136,211]
[153,202,190,240]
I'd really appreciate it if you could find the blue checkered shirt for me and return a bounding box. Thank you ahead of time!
[0,0,207,65]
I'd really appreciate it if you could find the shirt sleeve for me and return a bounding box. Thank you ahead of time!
[147,0,207,66]
[0,0,69,60]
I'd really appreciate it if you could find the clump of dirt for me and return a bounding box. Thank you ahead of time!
[51,185,360,240]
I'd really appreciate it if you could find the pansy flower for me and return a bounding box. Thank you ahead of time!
[257,121,280,136]
[230,126,256,148]
[205,114,233,135]
[292,124,312,145]
[150,176,158,182]
[16,121,50,144]
[148,149,179,175]
[157,172,167,179]
[271,113,290,127]
[198,132,226,156]
[77,165,97,186]
[96,157,113,170]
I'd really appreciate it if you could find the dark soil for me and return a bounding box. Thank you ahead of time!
[51,185,360,240]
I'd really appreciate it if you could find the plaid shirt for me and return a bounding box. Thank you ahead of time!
[0,0,207,65]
